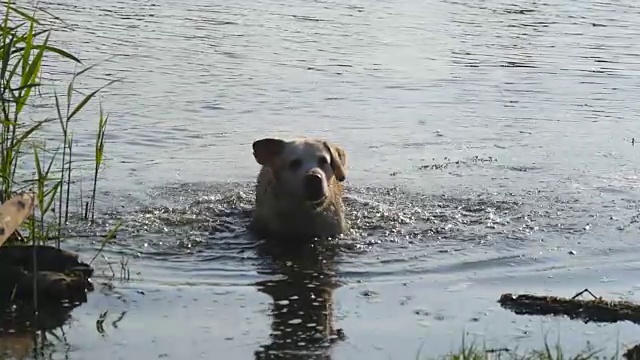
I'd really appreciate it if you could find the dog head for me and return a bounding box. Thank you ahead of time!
[253,137,347,206]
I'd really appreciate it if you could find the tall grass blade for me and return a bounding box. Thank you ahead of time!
[54,90,64,239]
[89,222,121,265]
[67,78,120,121]
[64,134,72,225]
[7,5,41,25]
[15,31,48,116]
[32,44,81,63]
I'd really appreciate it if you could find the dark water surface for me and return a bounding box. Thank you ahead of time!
[16,0,640,358]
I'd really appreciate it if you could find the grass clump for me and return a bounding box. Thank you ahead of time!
[440,343,604,360]
[422,335,623,360]
[0,0,119,246]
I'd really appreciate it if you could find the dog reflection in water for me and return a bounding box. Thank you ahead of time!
[254,239,345,360]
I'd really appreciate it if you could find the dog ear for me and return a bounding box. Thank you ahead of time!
[323,142,347,182]
[253,138,287,166]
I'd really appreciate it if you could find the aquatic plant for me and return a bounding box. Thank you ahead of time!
[0,0,118,245]
[0,2,122,355]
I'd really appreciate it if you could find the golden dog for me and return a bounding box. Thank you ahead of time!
[250,137,348,240]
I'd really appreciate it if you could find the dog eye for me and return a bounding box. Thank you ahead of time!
[317,156,329,167]
[288,158,302,171]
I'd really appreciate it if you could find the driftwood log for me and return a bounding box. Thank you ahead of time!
[500,291,640,360]
[498,290,640,325]
[0,244,94,359]
[0,245,94,305]
[0,192,95,309]
[0,193,35,248]
[0,244,95,340]
[0,192,96,358]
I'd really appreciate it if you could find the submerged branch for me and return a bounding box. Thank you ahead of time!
[499,289,640,325]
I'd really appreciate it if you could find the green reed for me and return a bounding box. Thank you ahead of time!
[0,0,119,245]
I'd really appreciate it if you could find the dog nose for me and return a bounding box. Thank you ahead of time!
[303,173,324,201]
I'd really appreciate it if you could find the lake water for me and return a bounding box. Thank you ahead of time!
[13,0,640,358]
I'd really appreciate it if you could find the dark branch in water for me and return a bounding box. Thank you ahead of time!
[499,289,640,325]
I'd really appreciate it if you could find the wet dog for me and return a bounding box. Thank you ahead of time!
[250,137,348,240]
